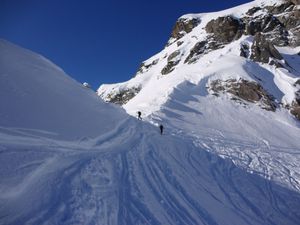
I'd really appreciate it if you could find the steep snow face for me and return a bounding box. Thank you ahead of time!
[0,39,127,140]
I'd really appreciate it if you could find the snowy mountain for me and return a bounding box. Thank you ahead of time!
[1,1,300,225]
[98,0,300,193]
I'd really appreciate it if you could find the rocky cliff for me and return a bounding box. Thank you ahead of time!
[98,0,300,121]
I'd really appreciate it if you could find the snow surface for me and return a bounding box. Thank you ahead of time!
[2,0,300,223]
[1,39,300,225]
[0,39,127,141]
[97,0,300,216]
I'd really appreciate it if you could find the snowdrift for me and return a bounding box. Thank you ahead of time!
[0,39,127,141]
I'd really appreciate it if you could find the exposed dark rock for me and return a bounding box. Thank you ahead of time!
[177,41,184,47]
[210,79,276,111]
[244,14,289,46]
[206,40,224,50]
[266,2,294,14]
[167,50,181,61]
[296,90,300,104]
[245,19,261,36]
[105,87,141,105]
[290,0,300,5]
[136,59,159,75]
[295,79,300,87]
[240,43,250,58]
[184,41,207,64]
[269,60,285,68]
[169,18,200,43]
[161,61,179,75]
[136,62,149,74]
[250,33,283,63]
[278,9,300,29]
[205,16,244,44]
[161,50,181,75]
[184,39,224,64]
[152,59,159,65]
[246,7,262,16]
[261,15,283,33]
[291,101,300,120]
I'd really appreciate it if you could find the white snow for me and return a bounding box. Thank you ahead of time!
[1,36,300,225]
[1,0,300,223]
[0,39,127,141]
[97,0,300,215]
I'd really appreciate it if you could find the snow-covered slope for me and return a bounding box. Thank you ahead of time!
[1,1,300,223]
[98,0,300,193]
[1,37,300,224]
[98,0,300,116]
[0,39,128,141]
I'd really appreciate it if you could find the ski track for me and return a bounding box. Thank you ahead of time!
[187,132,300,192]
[1,120,300,225]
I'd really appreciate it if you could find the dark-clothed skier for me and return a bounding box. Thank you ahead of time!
[159,124,164,135]
[137,111,142,120]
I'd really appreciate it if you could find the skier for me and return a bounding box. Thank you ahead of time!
[159,124,164,135]
[137,111,142,120]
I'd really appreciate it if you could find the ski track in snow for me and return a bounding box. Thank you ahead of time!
[1,119,300,225]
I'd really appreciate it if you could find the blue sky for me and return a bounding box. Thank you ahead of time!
[0,0,252,89]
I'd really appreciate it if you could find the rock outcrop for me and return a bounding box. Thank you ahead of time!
[244,14,289,46]
[290,0,300,5]
[209,79,276,111]
[205,16,244,44]
[291,100,300,120]
[184,39,223,64]
[291,87,300,120]
[250,33,283,63]
[161,50,181,75]
[83,82,92,89]
[205,1,299,49]
[104,87,141,105]
[98,0,300,119]
[168,17,200,44]
[184,41,207,64]
[240,43,250,58]
[136,59,159,75]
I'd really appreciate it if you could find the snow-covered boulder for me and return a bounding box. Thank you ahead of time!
[82,82,92,89]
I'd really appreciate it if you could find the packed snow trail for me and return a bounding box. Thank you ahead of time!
[1,120,300,225]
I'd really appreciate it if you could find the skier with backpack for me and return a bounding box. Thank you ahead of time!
[137,111,142,120]
[159,124,164,135]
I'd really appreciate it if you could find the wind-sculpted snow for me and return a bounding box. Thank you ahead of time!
[150,80,300,193]
[1,121,300,225]
[1,38,300,225]
[0,39,126,141]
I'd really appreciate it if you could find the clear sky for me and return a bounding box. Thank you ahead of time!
[0,0,253,89]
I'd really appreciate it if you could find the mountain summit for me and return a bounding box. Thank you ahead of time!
[98,0,300,120]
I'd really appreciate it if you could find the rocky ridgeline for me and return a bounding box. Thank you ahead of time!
[167,17,201,45]
[99,0,300,120]
[134,0,299,77]
[100,87,141,105]
[209,79,277,111]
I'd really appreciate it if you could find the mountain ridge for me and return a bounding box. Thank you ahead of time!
[97,0,300,193]
[1,0,300,224]
[98,0,300,120]
[2,38,300,225]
